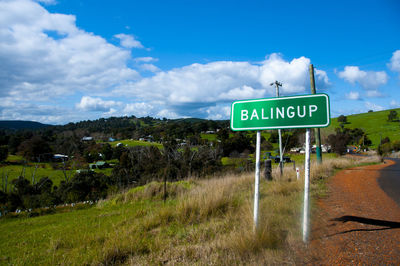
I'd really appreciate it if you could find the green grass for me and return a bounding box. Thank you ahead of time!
[0,163,73,189]
[0,155,381,265]
[200,133,217,141]
[107,139,163,149]
[322,108,400,148]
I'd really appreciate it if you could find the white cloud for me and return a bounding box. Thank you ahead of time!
[390,100,400,108]
[156,109,180,119]
[115,54,331,119]
[135,57,158,63]
[338,66,388,89]
[114,33,144,49]
[123,102,154,117]
[0,1,335,123]
[76,96,121,112]
[365,101,384,111]
[366,90,383,98]
[205,105,231,120]
[0,0,140,101]
[140,64,161,73]
[218,85,264,100]
[35,0,57,4]
[389,50,400,76]
[346,91,360,100]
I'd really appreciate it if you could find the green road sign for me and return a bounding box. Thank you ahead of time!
[230,94,330,131]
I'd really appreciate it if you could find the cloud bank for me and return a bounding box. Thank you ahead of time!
[338,66,388,90]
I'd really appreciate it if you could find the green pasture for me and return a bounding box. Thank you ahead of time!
[0,163,73,190]
[322,108,400,148]
[107,139,163,149]
[0,156,116,190]
[200,133,217,141]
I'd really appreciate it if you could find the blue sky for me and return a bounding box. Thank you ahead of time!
[0,0,399,124]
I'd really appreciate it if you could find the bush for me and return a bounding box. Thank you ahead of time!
[0,145,8,162]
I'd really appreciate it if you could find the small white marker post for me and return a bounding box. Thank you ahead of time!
[303,129,311,243]
[253,131,261,233]
[296,167,300,180]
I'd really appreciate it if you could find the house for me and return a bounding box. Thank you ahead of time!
[81,136,93,141]
[53,154,69,162]
[89,161,110,169]
[108,137,116,142]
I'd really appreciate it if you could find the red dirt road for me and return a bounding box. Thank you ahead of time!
[306,160,400,264]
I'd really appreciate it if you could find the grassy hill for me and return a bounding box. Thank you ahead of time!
[0,156,380,265]
[322,108,400,148]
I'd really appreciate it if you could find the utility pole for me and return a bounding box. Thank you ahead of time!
[309,65,322,164]
[271,81,283,175]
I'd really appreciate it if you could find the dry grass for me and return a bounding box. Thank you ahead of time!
[389,151,400,158]
[115,155,381,265]
[1,155,381,265]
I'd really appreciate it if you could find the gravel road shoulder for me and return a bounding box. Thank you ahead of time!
[301,160,400,264]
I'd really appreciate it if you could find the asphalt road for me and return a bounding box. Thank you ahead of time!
[378,158,400,207]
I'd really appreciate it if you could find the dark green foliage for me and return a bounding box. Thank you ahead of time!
[17,136,52,161]
[57,172,110,203]
[112,145,222,188]
[337,115,347,123]
[0,121,50,130]
[217,128,229,141]
[378,142,392,156]
[381,136,390,144]
[268,131,279,143]
[387,110,398,122]
[101,143,113,160]
[261,136,273,150]
[327,127,372,155]
[327,128,351,155]
[392,140,400,151]
[0,146,8,162]
[220,132,253,157]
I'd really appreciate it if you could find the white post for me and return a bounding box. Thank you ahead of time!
[253,131,261,232]
[278,129,283,175]
[296,167,300,180]
[303,128,311,243]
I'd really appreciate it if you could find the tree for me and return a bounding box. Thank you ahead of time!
[387,110,398,122]
[337,115,347,123]
[18,136,51,161]
[327,128,351,155]
[268,131,279,143]
[0,146,8,162]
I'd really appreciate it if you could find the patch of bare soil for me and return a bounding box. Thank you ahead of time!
[301,160,400,264]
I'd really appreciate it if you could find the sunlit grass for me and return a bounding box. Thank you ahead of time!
[0,155,381,265]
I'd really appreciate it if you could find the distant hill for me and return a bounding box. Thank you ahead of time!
[0,120,52,130]
[322,108,400,148]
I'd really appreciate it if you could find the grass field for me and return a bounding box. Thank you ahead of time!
[322,108,400,148]
[0,156,115,190]
[106,139,163,149]
[0,163,73,190]
[0,155,380,265]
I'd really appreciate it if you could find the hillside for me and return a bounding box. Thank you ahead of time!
[322,108,400,148]
[0,120,51,131]
[0,156,380,265]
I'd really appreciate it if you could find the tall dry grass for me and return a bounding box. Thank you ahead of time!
[103,155,381,265]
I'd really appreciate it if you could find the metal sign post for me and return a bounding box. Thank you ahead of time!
[253,131,261,232]
[303,128,311,243]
